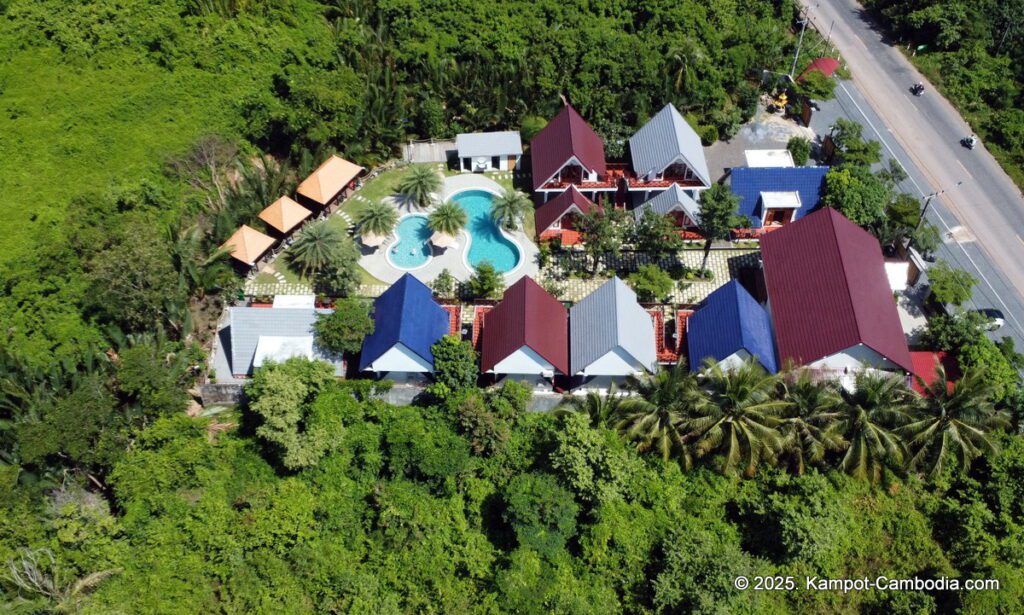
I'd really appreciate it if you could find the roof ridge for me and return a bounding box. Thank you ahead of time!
[824,209,862,345]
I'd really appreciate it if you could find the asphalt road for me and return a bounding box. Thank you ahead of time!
[801,0,1024,347]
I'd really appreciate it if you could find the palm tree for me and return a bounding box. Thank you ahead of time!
[555,384,621,429]
[491,190,533,231]
[898,367,1009,479]
[397,165,441,210]
[427,201,468,237]
[834,372,916,482]
[779,371,846,475]
[688,360,789,477]
[614,363,703,465]
[288,220,343,279]
[355,201,399,238]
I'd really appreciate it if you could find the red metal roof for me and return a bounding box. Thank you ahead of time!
[797,57,841,81]
[480,277,569,374]
[530,105,607,190]
[910,351,960,395]
[534,186,598,234]
[760,208,913,372]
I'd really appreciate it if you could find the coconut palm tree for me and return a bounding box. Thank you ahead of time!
[779,371,846,475]
[397,165,441,210]
[427,201,468,237]
[615,363,703,464]
[555,384,621,429]
[356,201,399,238]
[834,372,916,483]
[491,190,533,231]
[898,367,1009,479]
[688,359,789,477]
[288,220,343,279]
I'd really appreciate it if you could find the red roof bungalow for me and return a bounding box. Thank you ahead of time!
[910,351,960,395]
[535,186,599,244]
[480,277,569,384]
[760,208,913,380]
[531,105,614,194]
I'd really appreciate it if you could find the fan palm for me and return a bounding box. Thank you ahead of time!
[779,371,846,475]
[491,190,532,231]
[397,165,441,210]
[356,201,399,238]
[555,384,621,429]
[834,372,915,482]
[688,359,789,477]
[427,201,468,237]
[615,363,703,464]
[288,220,344,279]
[898,367,1008,479]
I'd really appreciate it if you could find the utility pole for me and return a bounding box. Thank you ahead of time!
[908,181,963,251]
[789,4,819,81]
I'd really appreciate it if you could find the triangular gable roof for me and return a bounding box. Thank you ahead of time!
[687,280,778,373]
[481,277,569,374]
[258,196,313,233]
[220,225,276,265]
[760,208,913,372]
[228,307,337,376]
[629,103,711,187]
[530,105,607,190]
[456,131,523,157]
[632,184,702,223]
[534,186,597,233]
[798,57,841,81]
[570,277,657,374]
[730,166,829,228]
[359,274,450,371]
[296,155,364,205]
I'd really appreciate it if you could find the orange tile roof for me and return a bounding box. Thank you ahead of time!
[472,306,494,350]
[296,155,364,205]
[442,305,463,337]
[220,224,276,266]
[258,196,313,233]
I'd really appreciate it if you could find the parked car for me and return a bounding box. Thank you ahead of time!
[974,308,1005,331]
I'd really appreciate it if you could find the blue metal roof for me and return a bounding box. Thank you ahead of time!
[359,274,450,371]
[687,280,778,373]
[730,166,829,229]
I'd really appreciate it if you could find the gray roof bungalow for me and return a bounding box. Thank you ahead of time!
[570,277,657,387]
[632,183,703,228]
[628,103,711,190]
[456,131,523,172]
[225,306,344,378]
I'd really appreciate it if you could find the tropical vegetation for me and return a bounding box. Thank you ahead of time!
[354,201,399,239]
[397,165,442,210]
[490,190,533,232]
[427,201,469,237]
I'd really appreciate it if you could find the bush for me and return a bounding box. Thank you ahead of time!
[431,269,456,299]
[428,336,478,400]
[313,298,374,355]
[466,261,505,299]
[927,259,977,306]
[628,264,674,302]
[503,473,579,557]
[787,136,811,166]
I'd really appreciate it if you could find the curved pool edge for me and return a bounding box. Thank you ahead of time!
[384,213,434,272]
[448,187,526,278]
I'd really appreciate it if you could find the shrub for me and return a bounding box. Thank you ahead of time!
[787,136,811,166]
[628,264,674,302]
[313,298,374,355]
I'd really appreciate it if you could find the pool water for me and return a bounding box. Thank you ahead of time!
[388,215,433,269]
[451,190,522,272]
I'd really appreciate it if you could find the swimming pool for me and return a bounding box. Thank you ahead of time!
[385,190,522,273]
[451,189,522,273]
[386,215,433,269]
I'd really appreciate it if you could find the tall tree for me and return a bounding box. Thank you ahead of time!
[577,207,629,273]
[834,373,915,482]
[288,220,344,280]
[428,201,468,236]
[688,360,788,477]
[899,367,1008,478]
[633,210,684,257]
[555,385,621,429]
[615,363,702,464]
[397,165,441,210]
[695,185,746,272]
[927,259,978,306]
[313,299,375,355]
[780,372,845,475]
[491,190,533,232]
[355,201,399,238]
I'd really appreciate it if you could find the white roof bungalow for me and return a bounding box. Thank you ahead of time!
[225,303,344,378]
[628,102,711,194]
[570,277,657,390]
[456,131,522,172]
[632,183,703,229]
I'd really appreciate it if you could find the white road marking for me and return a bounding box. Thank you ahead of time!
[956,159,974,179]
[835,81,1024,333]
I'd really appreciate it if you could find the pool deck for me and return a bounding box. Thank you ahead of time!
[359,174,539,286]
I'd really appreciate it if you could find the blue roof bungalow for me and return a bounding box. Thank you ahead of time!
[686,280,778,374]
[730,166,829,229]
[359,274,450,381]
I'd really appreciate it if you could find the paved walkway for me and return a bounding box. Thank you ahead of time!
[359,174,539,288]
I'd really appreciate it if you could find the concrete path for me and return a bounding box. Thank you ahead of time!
[804,0,1024,347]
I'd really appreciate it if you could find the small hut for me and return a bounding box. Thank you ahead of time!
[220,225,276,268]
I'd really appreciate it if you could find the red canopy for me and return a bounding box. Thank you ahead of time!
[797,57,841,81]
